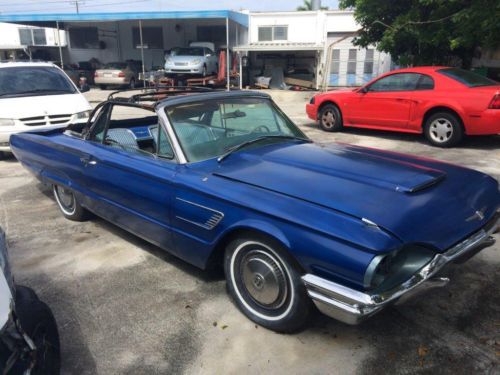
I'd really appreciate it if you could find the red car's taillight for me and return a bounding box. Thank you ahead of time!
[489,94,500,109]
[118,72,125,77]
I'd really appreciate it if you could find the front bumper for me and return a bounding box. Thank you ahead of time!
[165,63,204,75]
[305,103,317,121]
[302,214,499,325]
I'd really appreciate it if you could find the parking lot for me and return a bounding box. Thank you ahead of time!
[0,88,499,374]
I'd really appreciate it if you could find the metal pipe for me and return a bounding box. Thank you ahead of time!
[226,17,230,91]
[56,21,64,68]
[139,20,146,89]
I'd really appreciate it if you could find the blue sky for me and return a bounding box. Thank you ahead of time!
[0,0,340,14]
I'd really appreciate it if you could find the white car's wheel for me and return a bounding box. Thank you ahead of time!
[53,185,90,221]
[224,234,312,332]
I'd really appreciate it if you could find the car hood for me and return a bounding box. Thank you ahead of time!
[0,93,91,119]
[167,56,202,63]
[213,142,499,251]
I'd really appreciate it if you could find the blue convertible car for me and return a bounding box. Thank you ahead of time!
[10,88,500,332]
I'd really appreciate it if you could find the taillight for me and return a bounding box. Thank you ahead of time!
[118,72,125,77]
[489,94,500,109]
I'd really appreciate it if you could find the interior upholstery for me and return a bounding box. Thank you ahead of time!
[106,128,139,149]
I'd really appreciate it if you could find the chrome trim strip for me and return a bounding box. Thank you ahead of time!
[158,109,187,164]
[303,216,499,325]
[175,197,224,230]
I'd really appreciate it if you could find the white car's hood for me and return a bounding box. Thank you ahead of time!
[0,93,91,119]
[0,271,12,330]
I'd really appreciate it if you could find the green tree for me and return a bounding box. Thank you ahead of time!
[297,0,329,11]
[339,0,500,68]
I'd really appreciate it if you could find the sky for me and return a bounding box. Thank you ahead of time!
[0,0,340,14]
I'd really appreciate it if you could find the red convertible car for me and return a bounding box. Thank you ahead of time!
[306,67,500,147]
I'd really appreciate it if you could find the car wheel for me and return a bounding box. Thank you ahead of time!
[318,104,343,132]
[224,235,312,333]
[129,78,136,89]
[15,287,60,375]
[53,185,90,221]
[99,85,107,90]
[424,112,463,147]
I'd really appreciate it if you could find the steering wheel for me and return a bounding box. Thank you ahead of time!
[252,125,271,133]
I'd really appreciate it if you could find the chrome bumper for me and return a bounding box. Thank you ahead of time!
[302,216,499,325]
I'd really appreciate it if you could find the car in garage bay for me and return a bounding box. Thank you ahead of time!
[94,61,141,89]
[9,88,500,332]
[164,42,218,77]
[307,66,500,147]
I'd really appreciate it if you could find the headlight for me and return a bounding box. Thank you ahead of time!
[364,246,435,292]
[74,110,91,120]
[191,59,202,65]
[0,118,15,126]
[0,229,14,292]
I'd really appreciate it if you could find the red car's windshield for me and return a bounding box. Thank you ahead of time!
[437,68,498,88]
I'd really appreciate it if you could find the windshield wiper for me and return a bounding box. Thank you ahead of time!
[217,135,312,163]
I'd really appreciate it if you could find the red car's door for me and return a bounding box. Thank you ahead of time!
[344,73,421,129]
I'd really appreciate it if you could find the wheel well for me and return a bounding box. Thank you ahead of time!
[422,106,465,132]
[205,227,305,273]
[317,101,342,120]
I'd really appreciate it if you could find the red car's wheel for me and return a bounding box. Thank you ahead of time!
[424,112,463,147]
[318,104,343,132]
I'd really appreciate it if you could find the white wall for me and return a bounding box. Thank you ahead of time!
[0,22,66,47]
[249,11,326,45]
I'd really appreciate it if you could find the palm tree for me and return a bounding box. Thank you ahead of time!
[296,0,329,11]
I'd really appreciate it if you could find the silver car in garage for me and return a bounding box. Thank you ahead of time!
[164,42,218,77]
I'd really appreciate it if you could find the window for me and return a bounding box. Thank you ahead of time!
[258,26,288,42]
[32,29,47,45]
[347,49,357,74]
[132,27,163,49]
[416,75,435,90]
[69,27,99,49]
[364,49,374,74]
[330,49,340,74]
[19,29,33,45]
[0,66,76,97]
[166,98,305,163]
[156,126,174,159]
[258,27,273,41]
[368,73,421,92]
[437,68,497,87]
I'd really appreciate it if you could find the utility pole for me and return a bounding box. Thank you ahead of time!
[70,0,81,14]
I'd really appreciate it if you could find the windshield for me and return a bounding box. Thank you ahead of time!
[438,68,498,87]
[103,62,127,69]
[166,97,307,163]
[171,47,204,57]
[0,66,76,97]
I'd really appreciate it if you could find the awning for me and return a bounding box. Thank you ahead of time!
[234,43,324,52]
[0,10,248,28]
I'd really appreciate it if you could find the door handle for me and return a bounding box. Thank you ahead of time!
[80,156,97,166]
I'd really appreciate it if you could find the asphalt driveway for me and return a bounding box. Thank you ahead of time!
[0,89,499,374]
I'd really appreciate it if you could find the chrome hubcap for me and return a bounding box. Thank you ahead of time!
[429,118,453,143]
[56,186,74,209]
[241,250,288,308]
[321,110,335,128]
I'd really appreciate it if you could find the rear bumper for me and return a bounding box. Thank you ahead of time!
[94,77,129,85]
[302,214,499,325]
[466,109,500,135]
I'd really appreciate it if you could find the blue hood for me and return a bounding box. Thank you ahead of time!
[214,142,499,251]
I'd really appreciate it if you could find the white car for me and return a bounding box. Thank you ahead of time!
[0,62,92,156]
[164,42,218,77]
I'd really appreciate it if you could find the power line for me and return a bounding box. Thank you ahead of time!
[0,0,147,13]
